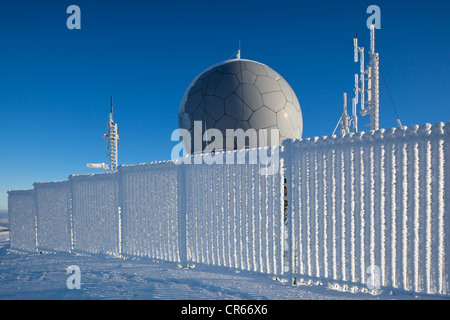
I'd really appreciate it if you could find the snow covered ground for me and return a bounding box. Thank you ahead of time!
[0,215,8,232]
[0,230,446,300]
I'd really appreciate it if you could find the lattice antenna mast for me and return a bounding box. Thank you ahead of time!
[353,26,380,132]
[86,97,119,172]
[105,96,119,172]
[366,24,380,131]
[353,34,366,133]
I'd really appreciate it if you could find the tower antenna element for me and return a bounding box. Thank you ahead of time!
[359,24,380,131]
[86,96,120,172]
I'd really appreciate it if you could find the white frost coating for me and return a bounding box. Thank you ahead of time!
[34,181,71,252]
[413,140,420,293]
[425,138,432,293]
[359,142,366,284]
[349,144,356,283]
[383,130,396,288]
[339,145,347,282]
[70,173,120,255]
[331,148,337,280]
[121,162,180,262]
[369,143,375,280]
[7,190,36,252]
[437,137,445,294]
[184,149,284,276]
[314,150,322,279]
[305,149,312,276]
[284,122,450,296]
[322,148,329,279]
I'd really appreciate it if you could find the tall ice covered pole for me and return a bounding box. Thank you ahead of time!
[86,97,119,172]
[352,25,380,132]
[105,96,119,172]
[368,24,380,131]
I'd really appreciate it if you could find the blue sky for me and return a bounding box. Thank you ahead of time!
[0,0,449,210]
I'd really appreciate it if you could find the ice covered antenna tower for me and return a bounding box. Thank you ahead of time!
[104,96,119,172]
[352,25,380,132]
[86,97,119,172]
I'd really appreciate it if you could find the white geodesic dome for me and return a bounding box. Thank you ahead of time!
[178,59,303,153]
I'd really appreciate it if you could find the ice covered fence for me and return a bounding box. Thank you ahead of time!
[120,161,181,261]
[70,173,120,254]
[6,122,450,296]
[7,190,36,252]
[34,181,71,252]
[284,123,450,295]
[184,150,285,275]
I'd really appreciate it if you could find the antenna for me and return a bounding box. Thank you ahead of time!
[86,96,119,172]
[350,25,380,132]
[237,40,241,60]
[354,35,359,63]
[107,96,119,172]
[363,25,380,131]
[370,24,376,54]
[352,74,359,133]
[333,93,351,136]
[86,163,109,170]
[340,93,350,136]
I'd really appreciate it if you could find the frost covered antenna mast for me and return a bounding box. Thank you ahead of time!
[361,24,380,131]
[353,26,380,132]
[104,96,119,172]
[353,33,367,132]
[352,34,363,133]
[86,96,119,172]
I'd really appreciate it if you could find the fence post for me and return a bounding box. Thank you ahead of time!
[282,141,294,284]
[443,122,450,295]
[177,162,188,265]
[117,168,123,257]
[67,178,74,253]
[32,185,39,253]
[68,175,75,253]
